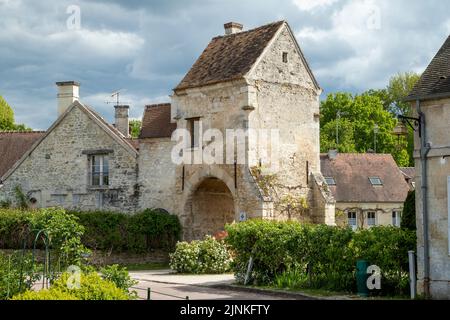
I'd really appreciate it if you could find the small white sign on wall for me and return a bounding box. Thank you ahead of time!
[448,177,450,255]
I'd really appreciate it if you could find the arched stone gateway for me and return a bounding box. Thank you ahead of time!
[182,168,237,241]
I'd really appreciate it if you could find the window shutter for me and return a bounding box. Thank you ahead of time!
[447,177,450,255]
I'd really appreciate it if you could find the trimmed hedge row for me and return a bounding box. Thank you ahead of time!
[0,208,181,253]
[225,220,416,296]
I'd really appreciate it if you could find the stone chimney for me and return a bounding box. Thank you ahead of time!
[224,22,243,35]
[114,105,130,137]
[56,81,80,116]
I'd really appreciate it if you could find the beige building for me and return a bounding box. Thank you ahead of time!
[0,21,335,240]
[405,35,450,299]
[321,152,411,230]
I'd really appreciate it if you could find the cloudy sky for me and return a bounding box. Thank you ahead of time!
[1,0,449,130]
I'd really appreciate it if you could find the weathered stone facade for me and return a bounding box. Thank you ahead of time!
[0,21,334,241]
[412,97,450,299]
[0,103,139,212]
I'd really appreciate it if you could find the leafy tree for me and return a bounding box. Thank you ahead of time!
[401,191,416,231]
[129,119,141,138]
[320,92,409,165]
[387,72,421,116]
[0,95,15,130]
[0,95,31,131]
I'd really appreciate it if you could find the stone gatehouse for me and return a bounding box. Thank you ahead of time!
[0,21,335,240]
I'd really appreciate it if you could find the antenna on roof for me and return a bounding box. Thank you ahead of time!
[105,89,131,106]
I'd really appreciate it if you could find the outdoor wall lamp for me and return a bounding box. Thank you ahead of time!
[398,114,422,137]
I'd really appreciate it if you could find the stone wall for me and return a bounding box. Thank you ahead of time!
[413,97,450,299]
[334,202,404,228]
[0,105,139,212]
[246,24,323,221]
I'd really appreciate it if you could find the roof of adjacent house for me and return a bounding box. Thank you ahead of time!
[0,131,46,178]
[175,20,320,91]
[399,167,415,179]
[320,153,410,203]
[406,35,450,101]
[140,103,177,139]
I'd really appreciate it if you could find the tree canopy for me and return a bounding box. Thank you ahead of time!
[320,72,420,167]
[0,95,31,132]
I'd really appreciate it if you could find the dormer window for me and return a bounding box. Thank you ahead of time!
[369,177,383,186]
[325,177,336,186]
[282,52,288,63]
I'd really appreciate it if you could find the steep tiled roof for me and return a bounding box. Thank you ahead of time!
[0,131,45,178]
[320,153,410,203]
[175,21,285,91]
[399,167,415,179]
[140,104,177,139]
[406,36,450,101]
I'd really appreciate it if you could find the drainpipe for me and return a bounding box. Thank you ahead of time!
[417,99,431,299]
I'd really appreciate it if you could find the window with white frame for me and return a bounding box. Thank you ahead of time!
[186,117,201,149]
[90,155,109,187]
[367,211,376,227]
[348,212,357,230]
[392,211,401,227]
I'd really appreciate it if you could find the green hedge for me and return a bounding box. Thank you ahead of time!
[225,220,416,296]
[0,208,181,253]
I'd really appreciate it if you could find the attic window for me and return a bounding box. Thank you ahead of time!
[325,177,336,186]
[282,52,288,63]
[369,177,383,186]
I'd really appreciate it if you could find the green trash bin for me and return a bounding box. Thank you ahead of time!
[356,260,370,297]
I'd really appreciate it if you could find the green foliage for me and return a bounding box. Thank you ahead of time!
[13,272,130,300]
[387,72,421,116]
[129,119,142,139]
[100,264,138,297]
[0,95,31,131]
[29,208,90,266]
[320,72,420,167]
[0,251,40,299]
[72,209,181,253]
[225,220,416,296]
[0,208,181,254]
[169,236,231,274]
[14,185,29,209]
[401,191,416,231]
[0,95,14,130]
[11,288,79,300]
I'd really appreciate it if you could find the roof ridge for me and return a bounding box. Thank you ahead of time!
[212,20,285,40]
[145,103,171,109]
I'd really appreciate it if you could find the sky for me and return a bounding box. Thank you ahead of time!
[0,0,449,130]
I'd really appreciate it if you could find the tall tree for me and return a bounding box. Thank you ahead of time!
[386,72,421,116]
[129,119,141,139]
[0,95,15,130]
[0,95,31,131]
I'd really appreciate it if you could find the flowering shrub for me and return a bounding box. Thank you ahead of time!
[169,236,231,274]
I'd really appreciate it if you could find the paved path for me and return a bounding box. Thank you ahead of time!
[129,270,298,300]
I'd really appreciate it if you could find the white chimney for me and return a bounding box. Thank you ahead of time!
[56,81,80,116]
[224,22,243,35]
[114,105,130,137]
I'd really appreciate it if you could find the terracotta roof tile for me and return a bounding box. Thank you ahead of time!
[140,104,177,139]
[406,35,450,101]
[320,153,410,203]
[0,131,45,178]
[175,21,285,91]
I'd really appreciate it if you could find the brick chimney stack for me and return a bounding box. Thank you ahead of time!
[224,22,243,35]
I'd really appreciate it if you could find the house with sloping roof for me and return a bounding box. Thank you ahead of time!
[321,152,411,230]
[404,35,450,299]
[0,21,334,240]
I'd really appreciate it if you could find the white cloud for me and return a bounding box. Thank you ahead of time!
[292,0,339,12]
